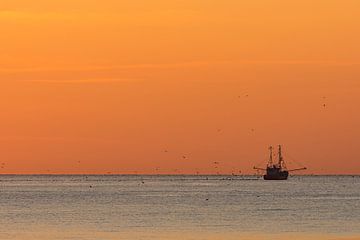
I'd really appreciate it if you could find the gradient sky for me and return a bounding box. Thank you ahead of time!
[1,0,360,174]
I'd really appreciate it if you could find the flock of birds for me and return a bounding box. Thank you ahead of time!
[0,95,328,175]
[0,95,329,201]
[154,94,328,175]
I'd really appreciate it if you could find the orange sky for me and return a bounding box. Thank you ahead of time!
[1,0,360,174]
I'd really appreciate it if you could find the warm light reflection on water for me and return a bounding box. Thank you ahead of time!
[0,175,359,240]
[3,231,360,240]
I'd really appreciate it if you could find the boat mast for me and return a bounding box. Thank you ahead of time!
[268,146,273,167]
[278,145,283,167]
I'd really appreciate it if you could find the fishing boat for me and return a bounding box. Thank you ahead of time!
[254,145,306,180]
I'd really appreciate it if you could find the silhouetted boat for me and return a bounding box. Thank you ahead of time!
[254,145,306,180]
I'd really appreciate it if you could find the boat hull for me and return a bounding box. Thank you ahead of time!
[264,171,288,180]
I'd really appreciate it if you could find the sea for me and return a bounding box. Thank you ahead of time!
[0,175,359,240]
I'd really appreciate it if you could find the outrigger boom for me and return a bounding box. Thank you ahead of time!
[288,167,307,172]
[253,167,266,171]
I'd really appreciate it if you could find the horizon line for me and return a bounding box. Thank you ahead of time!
[0,173,359,176]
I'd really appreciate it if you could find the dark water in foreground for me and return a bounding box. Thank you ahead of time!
[0,175,359,239]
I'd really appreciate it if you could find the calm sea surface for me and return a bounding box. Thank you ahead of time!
[0,175,359,239]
